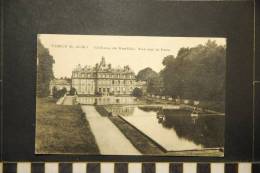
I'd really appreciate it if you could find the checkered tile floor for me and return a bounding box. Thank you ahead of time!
[0,162,259,173]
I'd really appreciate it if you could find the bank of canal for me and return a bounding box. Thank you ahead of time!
[108,116,164,155]
[81,105,141,155]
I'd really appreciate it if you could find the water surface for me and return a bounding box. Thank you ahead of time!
[113,106,224,151]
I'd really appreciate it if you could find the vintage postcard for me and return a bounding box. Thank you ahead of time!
[36,34,226,156]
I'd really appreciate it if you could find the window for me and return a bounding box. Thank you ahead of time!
[112,80,114,84]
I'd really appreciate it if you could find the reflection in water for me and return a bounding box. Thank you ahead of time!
[77,96,136,105]
[105,106,135,116]
[110,106,224,151]
[161,109,224,148]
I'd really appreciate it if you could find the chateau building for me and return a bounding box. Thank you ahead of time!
[71,57,146,96]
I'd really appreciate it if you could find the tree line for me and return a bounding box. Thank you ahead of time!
[137,40,226,111]
[37,38,55,97]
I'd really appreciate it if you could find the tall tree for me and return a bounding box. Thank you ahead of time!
[37,38,55,97]
[136,67,163,95]
[161,40,226,111]
[136,67,158,81]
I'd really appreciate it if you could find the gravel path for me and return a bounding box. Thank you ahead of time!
[81,105,141,155]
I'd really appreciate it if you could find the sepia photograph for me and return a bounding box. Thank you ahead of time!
[36,34,226,156]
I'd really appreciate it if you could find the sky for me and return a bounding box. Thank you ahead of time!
[39,34,226,78]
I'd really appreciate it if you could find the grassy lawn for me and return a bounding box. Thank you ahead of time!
[35,97,99,154]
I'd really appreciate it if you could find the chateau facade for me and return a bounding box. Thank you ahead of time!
[71,57,146,96]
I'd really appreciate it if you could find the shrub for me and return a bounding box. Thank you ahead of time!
[132,88,143,97]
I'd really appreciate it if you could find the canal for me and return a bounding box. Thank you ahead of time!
[78,96,224,154]
[107,105,224,152]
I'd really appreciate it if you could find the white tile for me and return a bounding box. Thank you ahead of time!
[156,163,169,173]
[128,163,142,173]
[101,163,114,173]
[45,163,58,173]
[73,163,86,173]
[238,163,251,173]
[183,163,196,173]
[17,162,31,173]
[211,163,224,173]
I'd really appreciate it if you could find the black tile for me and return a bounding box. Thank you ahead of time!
[3,163,16,173]
[114,163,128,173]
[252,163,260,173]
[31,163,44,173]
[59,163,72,173]
[225,163,238,173]
[87,163,100,173]
[197,163,210,173]
[169,163,183,173]
[142,163,155,173]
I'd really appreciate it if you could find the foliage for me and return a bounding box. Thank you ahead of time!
[52,87,58,98]
[69,87,77,95]
[136,67,158,81]
[136,67,163,95]
[161,40,226,104]
[37,38,55,97]
[132,88,143,97]
[147,76,163,95]
[53,87,67,99]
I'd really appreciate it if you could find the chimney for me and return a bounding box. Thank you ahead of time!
[101,56,106,66]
